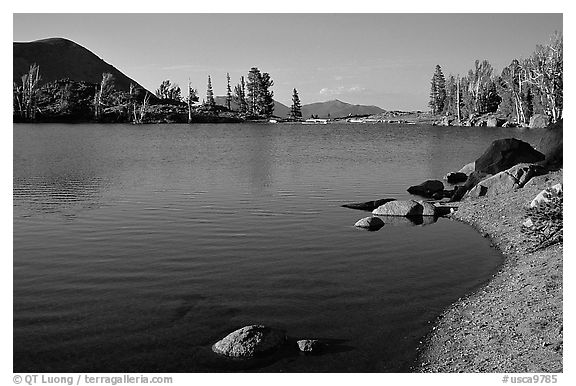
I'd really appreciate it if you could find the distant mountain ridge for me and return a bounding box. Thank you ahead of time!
[13,38,144,91]
[301,99,385,118]
[215,97,384,118]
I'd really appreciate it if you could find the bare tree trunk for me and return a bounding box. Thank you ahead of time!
[456,75,461,122]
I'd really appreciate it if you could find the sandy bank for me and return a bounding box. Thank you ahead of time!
[416,170,563,372]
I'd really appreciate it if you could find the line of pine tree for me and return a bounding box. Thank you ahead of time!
[429,32,562,125]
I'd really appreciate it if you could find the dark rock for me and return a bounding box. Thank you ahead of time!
[537,119,562,171]
[445,172,468,184]
[342,198,395,211]
[212,325,286,358]
[449,171,491,202]
[530,114,550,129]
[354,216,385,230]
[297,339,321,353]
[475,138,545,175]
[407,180,444,198]
[434,205,456,217]
[432,192,444,200]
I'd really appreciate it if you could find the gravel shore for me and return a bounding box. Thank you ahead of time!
[416,170,563,373]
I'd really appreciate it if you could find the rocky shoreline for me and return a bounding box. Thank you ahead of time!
[415,169,563,372]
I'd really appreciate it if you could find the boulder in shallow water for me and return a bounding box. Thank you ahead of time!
[342,198,395,211]
[475,138,545,174]
[354,216,385,230]
[407,180,444,198]
[212,325,286,358]
[373,200,436,217]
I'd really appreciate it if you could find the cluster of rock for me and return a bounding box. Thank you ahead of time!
[212,325,323,359]
[344,120,561,230]
[434,113,550,129]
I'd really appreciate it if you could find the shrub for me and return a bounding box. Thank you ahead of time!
[522,190,563,252]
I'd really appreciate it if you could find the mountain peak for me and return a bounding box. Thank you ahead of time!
[13,38,145,92]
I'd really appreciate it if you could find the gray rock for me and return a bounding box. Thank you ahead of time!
[354,216,385,230]
[297,339,320,353]
[505,163,546,187]
[407,180,444,198]
[212,325,286,358]
[466,171,518,198]
[530,114,550,129]
[522,218,534,228]
[373,200,423,217]
[458,162,475,175]
[530,183,563,208]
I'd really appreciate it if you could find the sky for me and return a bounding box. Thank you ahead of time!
[13,13,562,110]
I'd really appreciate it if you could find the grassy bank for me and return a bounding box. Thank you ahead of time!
[416,170,563,372]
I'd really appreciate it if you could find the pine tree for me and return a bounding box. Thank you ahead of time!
[429,65,446,115]
[233,76,248,114]
[206,75,215,110]
[246,67,261,116]
[260,72,275,117]
[226,73,232,111]
[290,88,302,120]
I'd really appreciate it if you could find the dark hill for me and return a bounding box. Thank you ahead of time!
[13,37,145,91]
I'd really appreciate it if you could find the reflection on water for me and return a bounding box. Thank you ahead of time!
[13,123,543,372]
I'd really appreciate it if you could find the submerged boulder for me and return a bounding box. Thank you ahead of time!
[212,325,286,358]
[342,198,395,211]
[475,138,545,175]
[354,216,385,230]
[407,180,444,198]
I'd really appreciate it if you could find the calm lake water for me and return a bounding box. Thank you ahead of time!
[13,123,543,372]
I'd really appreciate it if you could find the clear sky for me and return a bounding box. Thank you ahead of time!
[13,13,562,110]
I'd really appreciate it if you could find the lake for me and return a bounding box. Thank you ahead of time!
[13,122,543,372]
